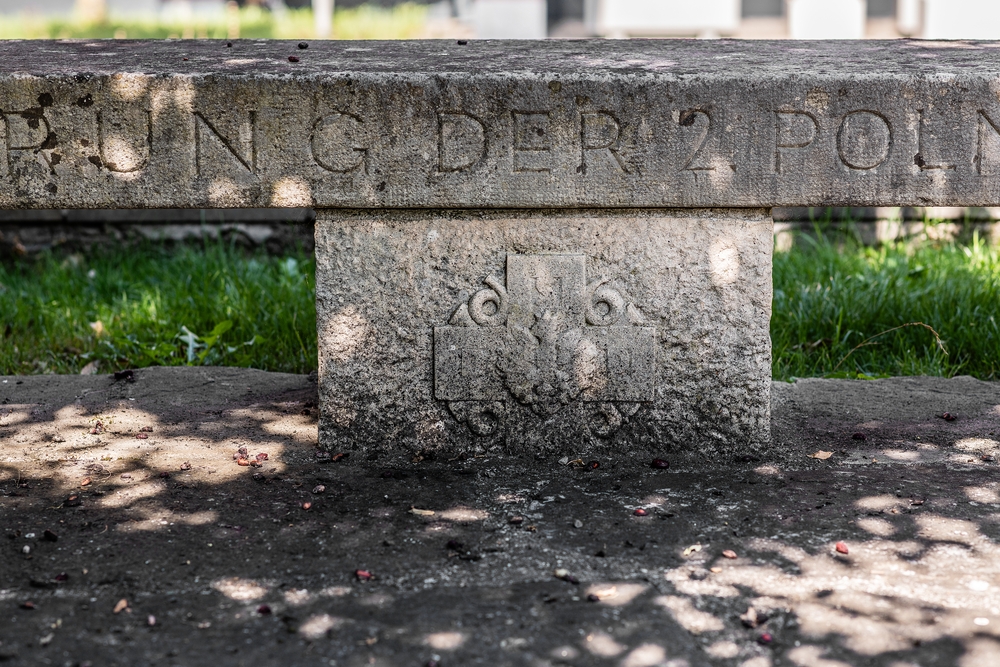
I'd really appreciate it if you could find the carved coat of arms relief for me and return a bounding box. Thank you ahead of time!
[434,254,656,438]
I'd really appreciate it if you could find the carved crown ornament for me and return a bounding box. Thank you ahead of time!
[433,254,656,438]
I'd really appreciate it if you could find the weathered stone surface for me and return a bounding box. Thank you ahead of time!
[4,40,1000,209]
[316,208,772,458]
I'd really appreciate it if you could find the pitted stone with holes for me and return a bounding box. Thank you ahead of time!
[316,209,771,458]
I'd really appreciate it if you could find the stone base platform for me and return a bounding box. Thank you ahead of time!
[1,369,999,666]
[316,208,772,459]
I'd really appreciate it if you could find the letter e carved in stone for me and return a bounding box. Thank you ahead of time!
[512,111,551,173]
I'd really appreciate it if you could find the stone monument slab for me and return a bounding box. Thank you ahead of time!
[8,39,999,459]
[3,41,1000,209]
[315,208,772,459]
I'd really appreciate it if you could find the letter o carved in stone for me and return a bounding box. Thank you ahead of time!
[837,111,892,170]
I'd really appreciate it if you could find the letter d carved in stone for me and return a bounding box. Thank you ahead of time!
[437,112,486,173]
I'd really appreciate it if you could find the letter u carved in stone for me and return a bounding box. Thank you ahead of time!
[97,108,152,173]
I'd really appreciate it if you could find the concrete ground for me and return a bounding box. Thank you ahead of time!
[1,369,999,667]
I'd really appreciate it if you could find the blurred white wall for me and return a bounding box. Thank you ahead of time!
[158,0,226,21]
[0,0,74,13]
[788,0,866,39]
[923,0,1000,40]
[473,0,547,38]
[596,0,740,38]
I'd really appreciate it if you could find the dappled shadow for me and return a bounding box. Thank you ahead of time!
[2,369,1000,665]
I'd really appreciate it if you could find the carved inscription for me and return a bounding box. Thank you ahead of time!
[1,94,58,177]
[14,87,1000,202]
[438,112,486,172]
[434,255,655,437]
[311,112,368,173]
[679,109,715,172]
[97,109,151,173]
[512,111,551,172]
[976,110,1000,175]
[194,112,257,177]
[837,111,891,170]
[915,109,955,171]
[774,110,818,174]
[579,112,630,174]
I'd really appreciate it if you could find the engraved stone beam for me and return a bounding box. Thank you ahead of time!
[3,40,1000,208]
[6,39,988,459]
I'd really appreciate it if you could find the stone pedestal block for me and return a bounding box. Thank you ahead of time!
[315,208,772,460]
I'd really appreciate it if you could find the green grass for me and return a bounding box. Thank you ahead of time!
[4,227,1000,379]
[773,226,1000,381]
[0,242,316,375]
[0,5,429,40]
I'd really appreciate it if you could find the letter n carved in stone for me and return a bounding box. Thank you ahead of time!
[434,255,655,438]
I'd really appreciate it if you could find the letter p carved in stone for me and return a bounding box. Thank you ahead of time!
[774,110,818,174]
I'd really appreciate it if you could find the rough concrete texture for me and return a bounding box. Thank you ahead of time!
[2,368,1000,666]
[5,40,1000,209]
[315,208,772,459]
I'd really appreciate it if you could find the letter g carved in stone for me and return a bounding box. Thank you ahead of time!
[311,112,368,173]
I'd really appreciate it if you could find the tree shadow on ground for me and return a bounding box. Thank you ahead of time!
[2,368,1000,666]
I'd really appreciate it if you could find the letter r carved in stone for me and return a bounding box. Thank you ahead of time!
[578,112,630,175]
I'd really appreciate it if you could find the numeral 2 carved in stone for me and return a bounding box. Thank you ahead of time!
[679,109,714,171]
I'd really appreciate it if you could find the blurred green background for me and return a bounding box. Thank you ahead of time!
[0,2,434,40]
